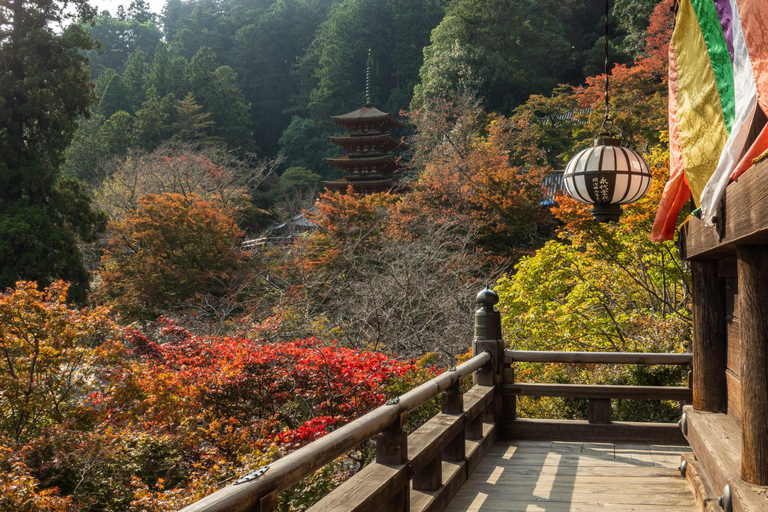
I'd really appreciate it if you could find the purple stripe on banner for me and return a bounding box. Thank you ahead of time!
[713,0,735,62]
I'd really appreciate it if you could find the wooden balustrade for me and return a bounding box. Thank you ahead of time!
[502,349,692,444]
[504,350,693,365]
[181,351,494,512]
[181,286,693,512]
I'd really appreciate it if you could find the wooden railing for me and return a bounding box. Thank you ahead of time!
[181,287,693,512]
[502,349,693,442]
[181,287,506,512]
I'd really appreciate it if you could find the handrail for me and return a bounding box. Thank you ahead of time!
[504,350,692,366]
[504,382,693,401]
[181,351,492,512]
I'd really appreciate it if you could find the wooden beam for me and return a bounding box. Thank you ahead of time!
[681,405,768,512]
[588,398,612,424]
[503,382,692,401]
[504,351,693,365]
[462,386,494,422]
[407,414,463,475]
[305,463,409,512]
[691,260,727,413]
[737,245,768,485]
[681,160,768,259]
[680,453,721,512]
[503,418,686,444]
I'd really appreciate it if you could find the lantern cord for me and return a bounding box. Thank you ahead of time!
[599,0,614,135]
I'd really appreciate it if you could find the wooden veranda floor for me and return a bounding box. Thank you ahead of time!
[443,440,696,512]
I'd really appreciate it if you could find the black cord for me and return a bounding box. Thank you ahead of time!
[600,0,614,135]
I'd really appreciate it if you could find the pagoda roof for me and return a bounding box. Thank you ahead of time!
[328,134,403,151]
[324,178,395,193]
[325,155,397,172]
[331,106,406,130]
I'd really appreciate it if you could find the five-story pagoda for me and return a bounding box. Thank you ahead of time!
[325,51,405,193]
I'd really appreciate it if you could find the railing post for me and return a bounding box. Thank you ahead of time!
[473,286,504,425]
[376,412,409,510]
[588,398,612,424]
[442,380,465,462]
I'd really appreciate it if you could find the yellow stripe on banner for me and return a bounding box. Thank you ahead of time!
[673,0,729,203]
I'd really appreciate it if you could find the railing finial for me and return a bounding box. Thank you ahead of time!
[474,285,501,349]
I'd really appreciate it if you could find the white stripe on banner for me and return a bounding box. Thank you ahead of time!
[699,0,758,226]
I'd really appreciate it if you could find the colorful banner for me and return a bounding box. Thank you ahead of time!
[652,0,768,241]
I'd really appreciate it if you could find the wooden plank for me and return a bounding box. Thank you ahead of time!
[725,277,739,319]
[503,419,687,445]
[462,385,493,422]
[614,443,654,465]
[727,369,742,428]
[445,501,697,512]
[648,444,692,468]
[681,406,740,497]
[682,406,768,512]
[408,414,464,474]
[465,422,497,475]
[443,440,696,512]
[503,382,692,401]
[681,453,721,512]
[692,260,728,413]
[727,318,741,376]
[680,160,768,259]
[447,490,695,506]
[503,351,692,366]
[306,462,409,512]
[410,461,466,512]
[737,245,768,485]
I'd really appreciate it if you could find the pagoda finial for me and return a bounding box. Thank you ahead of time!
[365,49,373,107]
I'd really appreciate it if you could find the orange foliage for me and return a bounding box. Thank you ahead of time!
[98,192,244,319]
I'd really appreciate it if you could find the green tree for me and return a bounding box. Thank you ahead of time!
[294,0,445,119]
[120,47,150,112]
[171,93,219,145]
[614,0,661,57]
[132,92,176,149]
[85,13,162,77]
[97,73,132,117]
[278,116,340,177]
[232,0,344,153]
[495,143,690,422]
[411,0,609,114]
[281,166,322,192]
[0,0,106,302]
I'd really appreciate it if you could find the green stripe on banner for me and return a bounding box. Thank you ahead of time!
[691,0,735,133]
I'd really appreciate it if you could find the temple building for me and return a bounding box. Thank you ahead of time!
[324,51,405,194]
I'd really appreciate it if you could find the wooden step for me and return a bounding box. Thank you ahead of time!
[682,406,768,511]
[681,452,721,512]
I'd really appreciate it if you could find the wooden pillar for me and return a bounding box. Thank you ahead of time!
[473,286,504,424]
[376,413,409,511]
[737,246,768,485]
[691,260,727,412]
